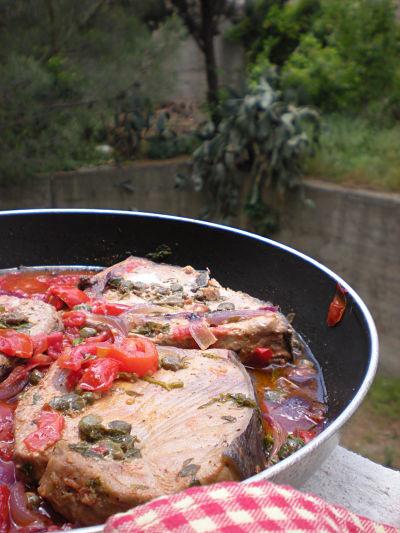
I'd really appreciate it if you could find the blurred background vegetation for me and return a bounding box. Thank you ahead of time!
[1,0,400,204]
[2,0,400,193]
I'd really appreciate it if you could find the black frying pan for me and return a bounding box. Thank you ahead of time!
[0,209,378,497]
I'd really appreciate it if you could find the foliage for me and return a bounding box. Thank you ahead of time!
[186,77,319,232]
[306,114,400,192]
[368,377,400,421]
[230,0,400,114]
[0,0,182,181]
[109,102,200,161]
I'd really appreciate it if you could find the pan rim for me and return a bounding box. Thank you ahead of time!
[0,208,379,530]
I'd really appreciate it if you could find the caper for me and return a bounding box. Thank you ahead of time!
[81,391,97,405]
[97,439,125,460]
[108,420,132,435]
[79,414,105,442]
[80,327,98,338]
[278,436,305,460]
[29,369,43,385]
[49,393,86,412]
[25,492,41,510]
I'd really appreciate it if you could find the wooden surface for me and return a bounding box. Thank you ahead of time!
[300,446,400,528]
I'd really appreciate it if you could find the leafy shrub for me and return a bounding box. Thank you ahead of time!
[185,78,319,233]
[231,0,400,114]
[0,1,183,181]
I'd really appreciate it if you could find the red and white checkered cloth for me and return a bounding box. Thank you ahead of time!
[104,480,397,533]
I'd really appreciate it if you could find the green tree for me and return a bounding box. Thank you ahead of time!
[0,0,182,181]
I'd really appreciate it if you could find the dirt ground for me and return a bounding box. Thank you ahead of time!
[341,395,400,470]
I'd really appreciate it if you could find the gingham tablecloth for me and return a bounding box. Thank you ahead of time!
[104,480,398,533]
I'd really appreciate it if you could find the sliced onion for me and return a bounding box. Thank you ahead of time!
[188,319,217,350]
[0,366,29,401]
[263,413,287,463]
[204,307,278,326]
[9,482,42,526]
[122,303,173,315]
[86,314,129,338]
[0,460,16,485]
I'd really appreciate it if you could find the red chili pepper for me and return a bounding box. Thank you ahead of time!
[79,358,120,392]
[327,284,347,327]
[23,410,64,452]
[62,310,87,328]
[0,484,10,533]
[91,301,131,316]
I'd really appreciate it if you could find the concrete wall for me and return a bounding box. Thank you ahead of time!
[168,27,245,102]
[1,160,399,375]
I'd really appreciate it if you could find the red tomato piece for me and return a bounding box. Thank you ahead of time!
[79,358,120,392]
[45,293,65,310]
[0,484,10,533]
[23,410,64,452]
[91,301,131,316]
[62,310,87,328]
[46,332,65,357]
[327,284,347,327]
[0,330,33,358]
[58,343,97,372]
[96,337,159,376]
[26,354,53,369]
[48,285,90,309]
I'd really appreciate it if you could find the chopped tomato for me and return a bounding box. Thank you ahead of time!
[23,410,64,452]
[84,327,114,344]
[327,284,347,327]
[31,331,64,358]
[0,484,10,533]
[91,301,131,316]
[45,293,65,310]
[58,343,97,372]
[65,369,83,392]
[48,285,90,309]
[0,330,33,359]
[79,358,120,392]
[97,338,159,376]
[26,354,53,369]
[62,311,87,328]
[0,402,14,461]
